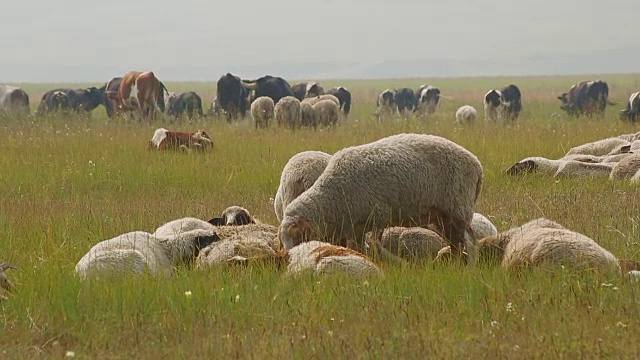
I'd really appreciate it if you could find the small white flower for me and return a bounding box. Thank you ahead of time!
[234,295,240,303]
[490,320,498,327]
[184,291,192,298]
[617,322,627,328]
[65,351,76,358]
[506,302,514,313]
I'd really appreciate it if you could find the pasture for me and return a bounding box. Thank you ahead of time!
[2,74,640,358]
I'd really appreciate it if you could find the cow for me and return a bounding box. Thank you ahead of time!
[484,89,504,122]
[216,73,250,122]
[242,75,294,105]
[500,84,522,121]
[327,86,352,117]
[0,85,30,115]
[292,82,325,101]
[376,89,395,121]
[415,85,441,116]
[118,71,166,122]
[394,88,417,115]
[558,80,611,118]
[620,92,640,123]
[104,77,167,119]
[165,92,204,119]
[148,128,213,152]
[37,87,104,115]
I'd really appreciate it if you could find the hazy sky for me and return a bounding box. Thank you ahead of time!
[0,0,637,82]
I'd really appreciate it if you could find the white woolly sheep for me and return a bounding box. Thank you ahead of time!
[609,153,640,180]
[286,241,382,278]
[75,229,218,279]
[274,151,332,222]
[153,217,215,238]
[0,263,16,300]
[300,102,317,130]
[478,218,621,273]
[209,206,257,226]
[251,96,275,129]
[274,96,302,130]
[566,137,631,157]
[455,105,477,124]
[471,213,498,240]
[312,99,340,127]
[618,131,640,142]
[506,157,566,176]
[301,94,340,107]
[278,133,484,265]
[196,226,282,268]
[376,227,447,261]
[209,223,280,250]
[554,160,614,178]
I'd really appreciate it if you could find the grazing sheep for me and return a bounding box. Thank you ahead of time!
[609,154,640,180]
[455,105,477,124]
[209,206,257,226]
[478,218,621,273]
[274,96,302,130]
[471,213,498,240]
[376,227,447,261]
[566,137,630,157]
[278,133,484,265]
[286,241,382,278]
[0,263,16,300]
[301,94,340,107]
[300,102,317,129]
[274,151,332,222]
[251,96,275,129]
[312,99,340,127]
[75,229,219,279]
[554,160,614,178]
[153,217,216,238]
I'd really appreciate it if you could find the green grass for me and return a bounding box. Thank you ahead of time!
[2,74,640,358]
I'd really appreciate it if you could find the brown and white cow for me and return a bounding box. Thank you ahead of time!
[118,71,165,121]
[148,128,213,152]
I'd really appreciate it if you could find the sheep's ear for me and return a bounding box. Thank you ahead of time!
[208,217,226,226]
[235,213,252,225]
[194,234,220,251]
[620,145,632,153]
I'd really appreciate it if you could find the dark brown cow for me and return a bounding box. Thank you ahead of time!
[118,71,164,121]
[148,128,213,152]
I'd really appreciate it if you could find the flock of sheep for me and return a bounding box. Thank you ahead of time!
[4,131,639,301]
[251,93,343,130]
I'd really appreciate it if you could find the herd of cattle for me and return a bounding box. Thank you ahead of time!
[1,74,640,125]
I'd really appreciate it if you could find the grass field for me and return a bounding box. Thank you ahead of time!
[2,74,640,359]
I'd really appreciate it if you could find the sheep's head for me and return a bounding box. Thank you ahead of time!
[506,159,537,175]
[210,206,255,226]
[477,235,507,263]
[278,216,315,250]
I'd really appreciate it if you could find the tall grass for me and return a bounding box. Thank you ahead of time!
[2,75,640,358]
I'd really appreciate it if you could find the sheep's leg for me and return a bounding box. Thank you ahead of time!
[449,224,477,266]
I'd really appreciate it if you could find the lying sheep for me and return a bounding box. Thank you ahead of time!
[196,227,282,269]
[278,133,484,265]
[210,223,280,250]
[478,218,621,273]
[301,94,340,107]
[471,213,498,240]
[286,241,382,278]
[507,156,615,177]
[274,150,332,222]
[153,217,215,238]
[251,96,275,129]
[274,96,302,130]
[554,161,614,178]
[376,227,447,261]
[455,105,477,124]
[566,137,630,157]
[209,206,257,226]
[618,131,640,142]
[506,157,566,176]
[75,229,218,279]
[609,153,640,180]
[300,102,317,129]
[312,99,340,127]
[0,263,16,300]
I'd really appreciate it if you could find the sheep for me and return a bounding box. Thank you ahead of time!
[75,229,218,279]
[478,218,621,274]
[196,227,282,268]
[312,99,340,127]
[251,96,275,129]
[301,94,340,107]
[209,223,280,250]
[274,96,302,130]
[286,241,382,278]
[455,105,477,124]
[300,102,317,129]
[376,227,447,261]
[274,151,332,222]
[618,131,640,142]
[566,137,631,157]
[471,212,498,240]
[153,217,216,238]
[506,157,567,176]
[0,263,16,301]
[208,206,257,226]
[554,160,614,178]
[278,133,484,265]
[609,153,640,180]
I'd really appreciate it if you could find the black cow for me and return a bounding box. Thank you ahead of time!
[558,80,611,117]
[37,87,104,115]
[242,75,293,105]
[165,91,204,119]
[216,73,250,122]
[327,86,352,116]
[500,84,522,121]
[292,82,325,101]
[620,92,640,123]
[394,88,417,114]
[415,85,441,115]
[103,76,167,118]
